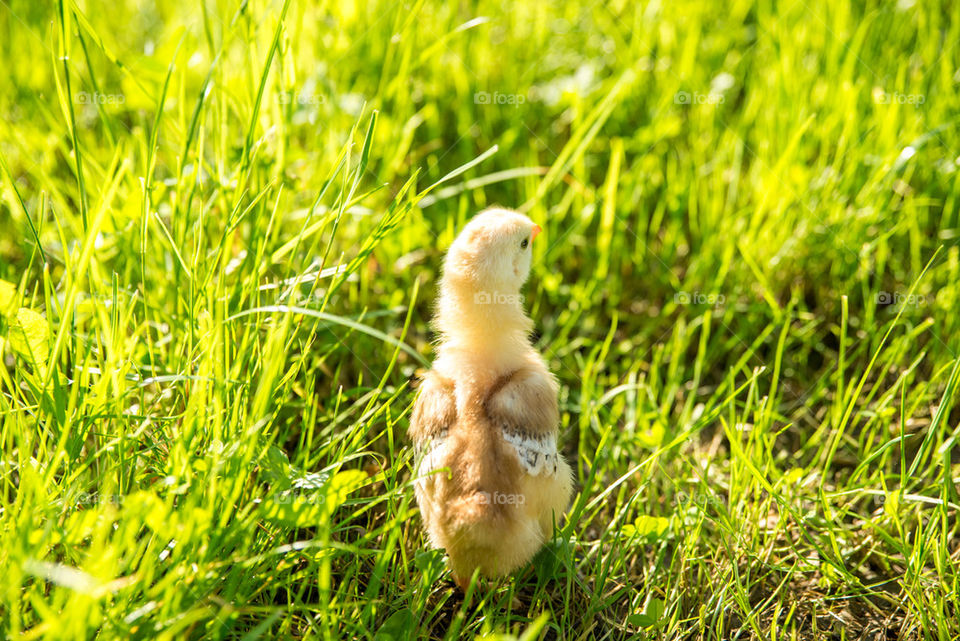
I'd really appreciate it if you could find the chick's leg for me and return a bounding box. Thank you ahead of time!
[453,573,470,593]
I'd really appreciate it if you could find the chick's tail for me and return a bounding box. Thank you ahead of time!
[444,412,519,540]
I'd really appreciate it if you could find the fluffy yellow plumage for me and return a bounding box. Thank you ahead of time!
[409,207,574,590]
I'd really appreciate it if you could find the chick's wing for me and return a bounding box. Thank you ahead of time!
[410,371,456,477]
[484,369,562,477]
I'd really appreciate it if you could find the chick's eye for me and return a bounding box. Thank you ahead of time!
[520,238,529,249]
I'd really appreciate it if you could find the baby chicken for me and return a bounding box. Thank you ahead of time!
[409,207,573,591]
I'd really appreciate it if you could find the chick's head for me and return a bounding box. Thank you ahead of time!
[442,208,542,292]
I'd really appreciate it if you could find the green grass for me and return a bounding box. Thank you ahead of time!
[1,0,959,638]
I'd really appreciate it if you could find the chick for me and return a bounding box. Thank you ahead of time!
[409,207,574,591]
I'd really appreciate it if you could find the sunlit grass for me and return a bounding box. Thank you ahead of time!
[1,0,959,638]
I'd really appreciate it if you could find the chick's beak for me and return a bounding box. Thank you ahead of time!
[531,224,542,242]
